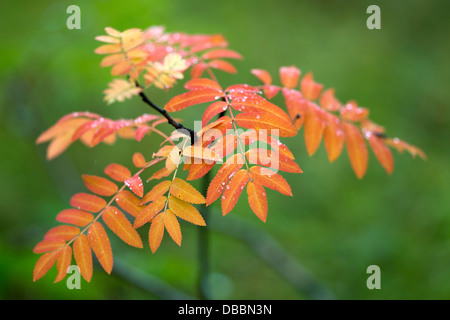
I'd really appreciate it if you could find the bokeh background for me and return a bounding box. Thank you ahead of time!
[1,0,449,300]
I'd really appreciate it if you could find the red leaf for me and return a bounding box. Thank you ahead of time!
[342,122,368,179]
[87,222,113,274]
[164,89,223,112]
[70,193,107,213]
[247,181,268,222]
[135,126,151,141]
[124,175,144,197]
[82,175,118,196]
[104,163,132,182]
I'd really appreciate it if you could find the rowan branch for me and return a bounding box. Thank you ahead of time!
[136,83,196,144]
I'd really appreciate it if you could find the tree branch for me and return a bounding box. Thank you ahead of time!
[137,85,196,144]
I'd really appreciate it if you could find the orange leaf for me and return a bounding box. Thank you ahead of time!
[263,85,280,100]
[234,112,297,138]
[246,149,302,173]
[221,169,249,215]
[70,193,107,213]
[201,49,243,60]
[115,190,145,217]
[281,88,307,130]
[249,166,293,196]
[206,156,244,205]
[87,222,113,274]
[191,62,208,78]
[73,234,93,282]
[104,163,132,182]
[202,101,228,126]
[301,72,323,100]
[342,122,368,179]
[124,175,144,197]
[170,178,206,204]
[251,69,272,85]
[82,175,118,196]
[33,251,59,282]
[320,89,341,111]
[208,59,237,74]
[164,89,223,112]
[44,225,80,241]
[33,239,66,254]
[134,196,167,228]
[94,44,122,54]
[247,181,268,222]
[184,78,223,91]
[304,102,325,156]
[210,134,237,158]
[340,102,369,122]
[323,113,344,162]
[182,146,222,163]
[280,66,301,89]
[230,93,291,124]
[56,209,94,227]
[132,152,146,168]
[163,210,182,246]
[367,134,394,175]
[186,161,215,181]
[140,180,171,205]
[239,130,295,160]
[168,196,206,226]
[54,246,72,283]
[103,206,143,248]
[148,213,165,253]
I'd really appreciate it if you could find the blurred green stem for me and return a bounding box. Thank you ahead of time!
[198,170,211,299]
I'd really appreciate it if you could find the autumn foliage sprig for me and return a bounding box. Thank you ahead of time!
[33,26,425,283]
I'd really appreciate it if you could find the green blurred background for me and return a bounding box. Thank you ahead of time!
[1,0,449,300]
